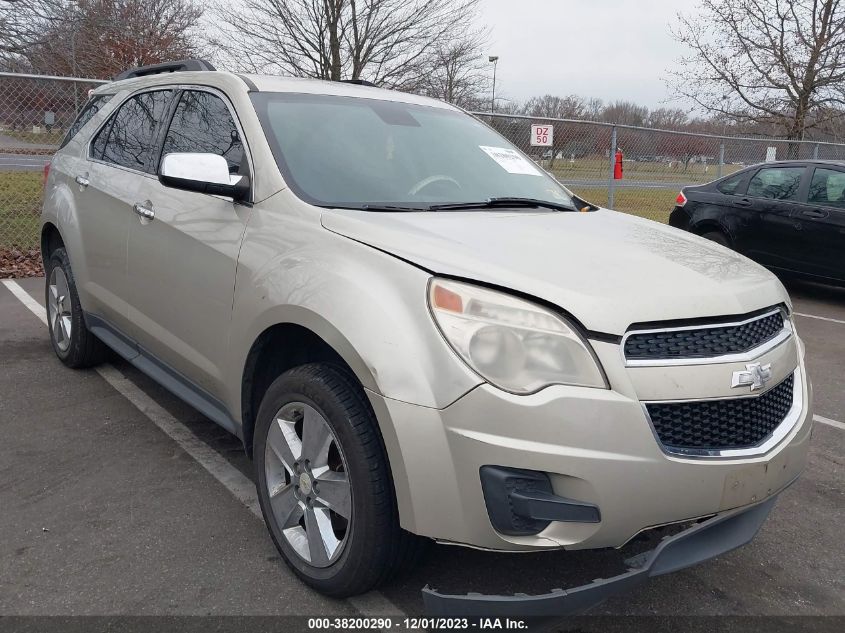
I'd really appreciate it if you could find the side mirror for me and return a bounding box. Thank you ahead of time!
[159,152,249,201]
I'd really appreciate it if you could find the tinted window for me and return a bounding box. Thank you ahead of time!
[746,167,804,201]
[160,91,243,174]
[808,168,845,208]
[93,90,172,172]
[716,172,745,195]
[60,95,112,149]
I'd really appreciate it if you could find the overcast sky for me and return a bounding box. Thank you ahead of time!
[481,0,701,109]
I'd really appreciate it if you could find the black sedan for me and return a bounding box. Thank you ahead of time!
[669,160,845,284]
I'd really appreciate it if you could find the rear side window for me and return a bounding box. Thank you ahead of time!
[91,90,172,173]
[808,168,845,208]
[59,95,112,149]
[716,172,745,195]
[160,90,244,174]
[746,166,804,201]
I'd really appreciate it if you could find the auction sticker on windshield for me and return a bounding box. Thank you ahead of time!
[479,146,542,175]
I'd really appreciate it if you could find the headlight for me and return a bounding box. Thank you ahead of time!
[428,278,607,394]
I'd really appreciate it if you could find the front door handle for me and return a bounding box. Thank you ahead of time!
[735,198,753,207]
[75,175,89,187]
[801,208,828,219]
[133,202,155,221]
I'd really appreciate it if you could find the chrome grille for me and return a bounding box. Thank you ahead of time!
[624,309,785,362]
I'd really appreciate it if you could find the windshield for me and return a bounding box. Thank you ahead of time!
[250,92,574,210]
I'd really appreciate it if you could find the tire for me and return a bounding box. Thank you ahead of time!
[254,362,426,597]
[44,247,108,368]
[700,230,731,248]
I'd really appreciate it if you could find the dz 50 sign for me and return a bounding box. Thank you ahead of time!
[530,124,553,147]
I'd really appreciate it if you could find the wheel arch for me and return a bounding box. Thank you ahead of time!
[239,318,414,529]
[239,314,380,460]
[40,222,65,266]
[691,218,734,246]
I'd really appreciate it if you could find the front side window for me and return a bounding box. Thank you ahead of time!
[60,95,112,149]
[746,166,804,201]
[160,90,244,174]
[92,90,172,172]
[250,93,574,210]
[808,168,845,208]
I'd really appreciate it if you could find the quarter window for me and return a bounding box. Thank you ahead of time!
[60,95,112,149]
[160,90,244,174]
[808,168,845,208]
[91,90,172,172]
[746,167,804,201]
[716,172,745,195]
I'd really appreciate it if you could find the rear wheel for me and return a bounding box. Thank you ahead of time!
[254,363,426,597]
[700,230,731,248]
[45,247,108,368]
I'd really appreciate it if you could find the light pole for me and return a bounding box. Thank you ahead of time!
[488,55,499,113]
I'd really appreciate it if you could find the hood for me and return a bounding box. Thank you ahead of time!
[321,208,787,335]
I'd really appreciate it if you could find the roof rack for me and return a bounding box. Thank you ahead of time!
[114,59,216,81]
[340,79,377,87]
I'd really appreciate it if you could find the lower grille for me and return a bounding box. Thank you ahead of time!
[645,374,794,451]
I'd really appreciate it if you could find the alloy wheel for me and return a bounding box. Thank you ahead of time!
[48,266,72,353]
[264,401,352,568]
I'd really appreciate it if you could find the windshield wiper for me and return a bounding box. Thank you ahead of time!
[428,197,577,212]
[358,204,428,212]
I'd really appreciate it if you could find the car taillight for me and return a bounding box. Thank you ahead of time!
[675,191,687,207]
[43,161,51,187]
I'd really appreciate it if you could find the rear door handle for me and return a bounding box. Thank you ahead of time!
[801,208,828,219]
[75,175,89,187]
[735,198,753,207]
[133,202,155,221]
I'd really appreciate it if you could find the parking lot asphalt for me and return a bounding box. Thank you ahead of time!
[0,275,842,624]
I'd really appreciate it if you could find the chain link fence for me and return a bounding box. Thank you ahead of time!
[472,112,845,224]
[3,71,845,277]
[0,72,108,274]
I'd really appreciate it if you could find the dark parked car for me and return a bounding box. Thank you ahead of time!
[670,160,845,284]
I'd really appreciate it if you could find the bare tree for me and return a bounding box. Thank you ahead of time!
[3,0,203,78]
[421,31,489,109]
[600,100,649,126]
[211,0,483,91]
[669,0,845,151]
[0,0,65,68]
[584,98,604,121]
[522,94,585,120]
[647,107,689,130]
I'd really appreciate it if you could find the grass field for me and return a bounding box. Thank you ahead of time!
[0,172,43,249]
[544,157,741,185]
[570,187,677,224]
[0,129,65,146]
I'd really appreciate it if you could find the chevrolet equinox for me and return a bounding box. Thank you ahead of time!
[40,60,813,615]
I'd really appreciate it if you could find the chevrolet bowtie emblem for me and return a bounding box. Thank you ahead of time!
[731,362,773,391]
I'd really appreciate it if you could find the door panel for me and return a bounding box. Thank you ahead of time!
[75,160,140,332]
[126,88,250,395]
[791,167,845,280]
[739,166,806,269]
[72,89,172,334]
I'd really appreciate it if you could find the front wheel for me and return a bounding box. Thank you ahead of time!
[254,363,425,597]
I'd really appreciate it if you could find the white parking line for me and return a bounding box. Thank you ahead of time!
[814,415,845,431]
[1,278,407,621]
[794,311,845,326]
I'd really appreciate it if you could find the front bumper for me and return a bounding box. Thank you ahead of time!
[423,493,780,616]
[367,338,812,551]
